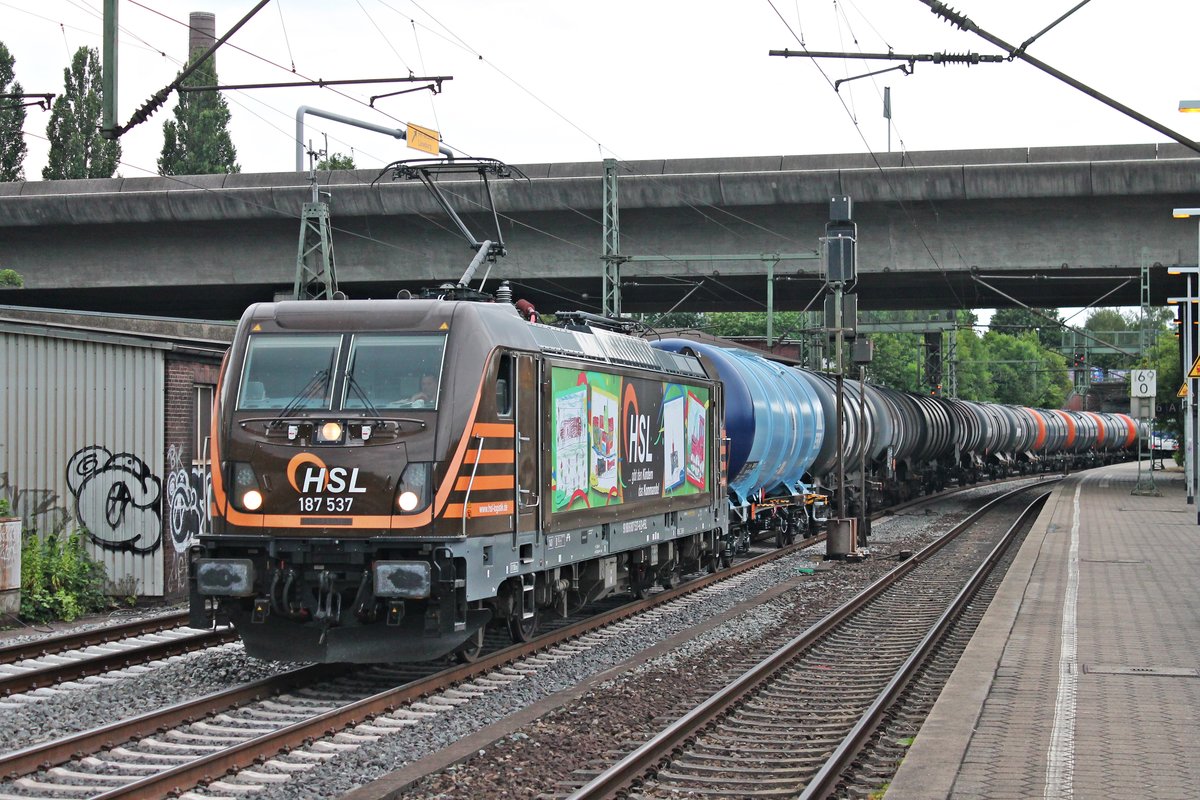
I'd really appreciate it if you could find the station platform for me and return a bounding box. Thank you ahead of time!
[886,460,1200,800]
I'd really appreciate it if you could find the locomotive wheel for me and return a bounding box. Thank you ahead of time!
[454,627,485,663]
[507,606,540,643]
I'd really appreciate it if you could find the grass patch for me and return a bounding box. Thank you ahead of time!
[20,530,111,623]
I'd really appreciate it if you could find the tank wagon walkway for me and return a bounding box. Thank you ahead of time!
[886,460,1200,799]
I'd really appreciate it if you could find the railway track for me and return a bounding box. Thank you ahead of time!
[0,477,1047,799]
[0,614,237,698]
[566,480,1054,799]
[0,471,1017,710]
[0,529,827,799]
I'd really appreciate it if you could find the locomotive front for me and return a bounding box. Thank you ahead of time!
[189,299,496,662]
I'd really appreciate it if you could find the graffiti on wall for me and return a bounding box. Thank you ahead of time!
[0,472,70,532]
[66,446,162,554]
[166,444,210,553]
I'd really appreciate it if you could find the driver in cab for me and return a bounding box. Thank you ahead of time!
[410,374,438,407]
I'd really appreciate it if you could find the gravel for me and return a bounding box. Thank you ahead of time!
[0,643,296,752]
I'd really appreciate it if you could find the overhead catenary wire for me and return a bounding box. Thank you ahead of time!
[766,0,968,310]
[112,0,273,138]
[56,0,422,169]
[370,0,820,257]
[275,0,296,72]
[356,0,414,76]
[918,0,1200,156]
[124,0,438,152]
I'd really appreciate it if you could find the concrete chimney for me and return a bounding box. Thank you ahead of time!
[189,12,216,56]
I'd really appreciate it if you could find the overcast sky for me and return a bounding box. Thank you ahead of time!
[6,0,1200,178]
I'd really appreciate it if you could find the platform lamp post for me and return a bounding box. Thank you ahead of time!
[1177,98,1200,516]
[1165,273,1194,505]
[1168,209,1200,518]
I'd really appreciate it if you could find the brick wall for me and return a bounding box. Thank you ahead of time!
[162,355,221,598]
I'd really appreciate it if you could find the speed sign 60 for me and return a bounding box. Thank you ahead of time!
[1131,369,1156,398]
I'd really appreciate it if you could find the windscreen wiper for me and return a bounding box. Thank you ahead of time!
[344,370,384,421]
[269,369,331,428]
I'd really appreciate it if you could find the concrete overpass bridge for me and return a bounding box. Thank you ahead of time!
[1,143,1199,319]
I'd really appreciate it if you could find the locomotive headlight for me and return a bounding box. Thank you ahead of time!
[394,462,431,514]
[316,421,344,443]
[230,461,264,513]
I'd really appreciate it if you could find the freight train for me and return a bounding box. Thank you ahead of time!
[189,294,1137,663]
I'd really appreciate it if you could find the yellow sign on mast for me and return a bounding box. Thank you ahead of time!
[406,123,441,155]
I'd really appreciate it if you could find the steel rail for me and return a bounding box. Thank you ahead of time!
[799,490,1052,799]
[0,611,192,665]
[0,623,238,700]
[566,478,1059,800]
[0,626,237,697]
[0,663,340,780]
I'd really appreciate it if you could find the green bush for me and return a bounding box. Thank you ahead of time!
[20,530,110,623]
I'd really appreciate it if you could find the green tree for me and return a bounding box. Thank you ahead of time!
[1140,328,1184,437]
[979,331,1050,405]
[0,41,28,181]
[856,309,937,392]
[317,152,355,170]
[1080,308,1134,371]
[706,311,806,339]
[951,326,995,401]
[158,49,239,176]
[989,307,1062,351]
[642,311,707,331]
[42,47,120,180]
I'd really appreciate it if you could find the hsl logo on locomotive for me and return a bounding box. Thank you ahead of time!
[286,453,367,494]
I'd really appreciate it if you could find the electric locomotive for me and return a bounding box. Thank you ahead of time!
[190,298,727,663]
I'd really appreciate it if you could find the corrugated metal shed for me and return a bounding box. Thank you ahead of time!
[1,322,168,595]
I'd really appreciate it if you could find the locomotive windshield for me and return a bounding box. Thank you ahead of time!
[237,332,447,411]
[238,334,340,409]
[343,333,447,410]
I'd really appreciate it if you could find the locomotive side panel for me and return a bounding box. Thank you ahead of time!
[545,361,718,532]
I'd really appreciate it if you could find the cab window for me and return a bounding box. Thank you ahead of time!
[343,334,448,410]
[238,334,340,409]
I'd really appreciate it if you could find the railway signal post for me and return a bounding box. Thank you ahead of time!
[823,196,864,560]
